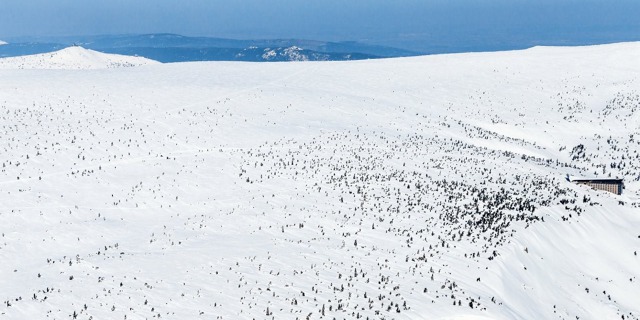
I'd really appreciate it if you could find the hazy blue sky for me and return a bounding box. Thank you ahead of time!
[1,0,639,51]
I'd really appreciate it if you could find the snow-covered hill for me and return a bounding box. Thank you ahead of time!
[0,46,158,69]
[0,42,639,320]
[260,46,329,61]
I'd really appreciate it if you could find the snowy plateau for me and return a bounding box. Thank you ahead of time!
[0,43,639,320]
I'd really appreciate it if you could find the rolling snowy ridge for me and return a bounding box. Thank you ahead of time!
[0,43,639,320]
[0,46,158,69]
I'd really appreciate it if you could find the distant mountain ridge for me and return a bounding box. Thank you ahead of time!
[0,34,421,62]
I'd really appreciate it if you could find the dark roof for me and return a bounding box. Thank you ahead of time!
[571,179,623,183]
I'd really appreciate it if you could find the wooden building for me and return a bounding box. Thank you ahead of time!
[567,176,624,195]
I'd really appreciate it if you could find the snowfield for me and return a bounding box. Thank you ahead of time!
[0,46,158,69]
[0,43,639,320]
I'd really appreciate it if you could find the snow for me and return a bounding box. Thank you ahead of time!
[262,48,277,60]
[261,46,315,61]
[0,46,158,69]
[0,42,639,320]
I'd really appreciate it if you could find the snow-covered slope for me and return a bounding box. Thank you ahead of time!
[0,42,639,320]
[0,46,158,69]
[260,46,330,61]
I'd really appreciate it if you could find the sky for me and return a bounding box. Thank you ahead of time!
[1,0,639,52]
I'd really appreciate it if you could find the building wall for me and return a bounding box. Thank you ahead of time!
[576,182,622,195]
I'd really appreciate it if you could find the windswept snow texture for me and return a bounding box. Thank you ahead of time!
[0,46,158,69]
[1,42,640,320]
